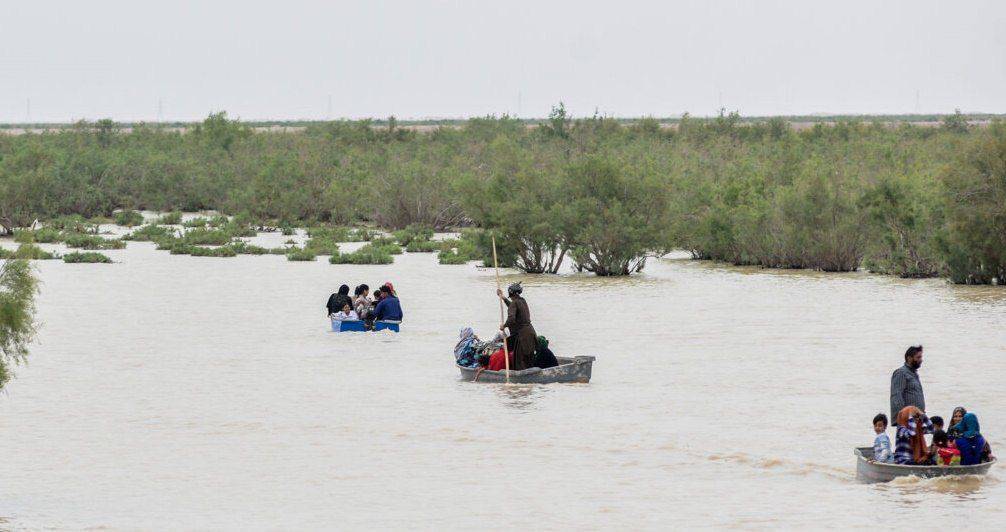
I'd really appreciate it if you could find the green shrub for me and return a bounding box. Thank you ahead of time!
[63,233,127,250]
[123,224,174,242]
[14,228,64,244]
[189,245,237,257]
[329,247,394,264]
[438,249,470,264]
[269,246,294,255]
[230,241,269,255]
[114,210,145,227]
[157,211,183,225]
[280,224,295,236]
[3,244,57,260]
[393,224,434,246]
[183,217,209,228]
[286,248,317,261]
[405,239,438,252]
[63,251,112,263]
[182,228,232,246]
[47,215,97,234]
[304,237,340,255]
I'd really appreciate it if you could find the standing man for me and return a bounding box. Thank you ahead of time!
[890,345,925,424]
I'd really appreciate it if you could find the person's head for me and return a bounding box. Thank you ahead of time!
[950,407,966,427]
[931,416,944,431]
[933,429,949,448]
[507,281,523,297]
[373,288,384,300]
[903,345,924,369]
[383,281,395,295]
[338,284,350,296]
[956,413,981,439]
[873,413,888,434]
[354,284,369,297]
[341,302,351,314]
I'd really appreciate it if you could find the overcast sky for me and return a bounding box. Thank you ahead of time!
[1,0,1004,122]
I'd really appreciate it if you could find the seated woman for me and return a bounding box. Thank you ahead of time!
[951,412,995,465]
[947,407,967,439]
[454,327,481,368]
[893,406,934,465]
[533,335,559,369]
[330,302,359,323]
[353,284,373,318]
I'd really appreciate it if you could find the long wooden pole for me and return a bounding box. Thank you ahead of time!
[491,235,511,384]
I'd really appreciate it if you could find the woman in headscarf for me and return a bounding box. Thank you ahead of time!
[326,284,352,317]
[893,406,934,465]
[951,413,994,465]
[947,407,967,439]
[496,282,538,371]
[454,327,480,368]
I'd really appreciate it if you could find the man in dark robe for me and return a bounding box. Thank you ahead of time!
[497,282,538,371]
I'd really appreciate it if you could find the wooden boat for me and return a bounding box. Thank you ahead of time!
[457,356,595,384]
[331,319,400,333]
[854,446,996,483]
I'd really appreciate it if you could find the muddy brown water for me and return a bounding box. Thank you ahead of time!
[1,230,1003,529]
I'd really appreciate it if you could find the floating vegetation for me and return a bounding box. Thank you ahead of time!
[0,244,58,260]
[62,234,127,250]
[229,241,269,255]
[329,246,394,265]
[393,224,434,246]
[189,246,237,258]
[286,248,317,261]
[114,210,145,227]
[156,211,183,225]
[181,228,233,246]
[405,240,438,252]
[183,217,209,228]
[62,251,112,263]
[123,225,174,242]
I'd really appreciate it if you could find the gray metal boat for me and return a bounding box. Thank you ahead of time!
[854,446,996,483]
[457,356,595,384]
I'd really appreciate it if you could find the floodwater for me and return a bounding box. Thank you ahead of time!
[1,229,1004,529]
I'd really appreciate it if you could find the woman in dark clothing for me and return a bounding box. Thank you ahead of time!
[533,335,559,369]
[496,282,537,371]
[326,284,352,316]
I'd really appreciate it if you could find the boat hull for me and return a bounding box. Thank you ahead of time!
[331,320,400,333]
[854,446,996,483]
[457,356,595,384]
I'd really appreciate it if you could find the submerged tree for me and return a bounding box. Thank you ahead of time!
[0,260,39,389]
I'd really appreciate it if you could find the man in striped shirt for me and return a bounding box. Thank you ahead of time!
[890,345,925,425]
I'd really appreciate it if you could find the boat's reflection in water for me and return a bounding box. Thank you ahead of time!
[492,383,551,410]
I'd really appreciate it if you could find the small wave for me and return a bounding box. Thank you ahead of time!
[888,474,994,494]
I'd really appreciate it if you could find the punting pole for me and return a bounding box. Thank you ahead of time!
[491,234,511,384]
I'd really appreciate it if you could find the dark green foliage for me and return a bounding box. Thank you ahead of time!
[63,233,127,250]
[0,259,38,389]
[189,245,237,258]
[393,224,434,246]
[0,245,57,260]
[62,251,112,263]
[123,224,174,242]
[157,211,183,225]
[114,210,145,227]
[2,111,1004,282]
[183,218,209,228]
[286,248,317,261]
[405,239,438,252]
[181,228,233,246]
[329,246,394,265]
[229,241,269,255]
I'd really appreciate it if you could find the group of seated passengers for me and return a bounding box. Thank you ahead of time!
[872,406,995,466]
[453,327,559,371]
[326,282,403,326]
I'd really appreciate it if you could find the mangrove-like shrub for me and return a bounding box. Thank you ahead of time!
[0,259,38,389]
[63,251,113,263]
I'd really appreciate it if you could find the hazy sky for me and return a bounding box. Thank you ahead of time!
[2,0,1004,122]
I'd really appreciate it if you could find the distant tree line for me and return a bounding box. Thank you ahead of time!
[1,109,1004,283]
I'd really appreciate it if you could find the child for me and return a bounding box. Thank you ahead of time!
[872,413,893,463]
[931,416,945,433]
[932,430,961,466]
[331,302,359,322]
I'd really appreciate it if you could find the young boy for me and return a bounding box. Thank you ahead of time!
[872,413,894,463]
[932,430,961,466]
[931,416,945,433]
